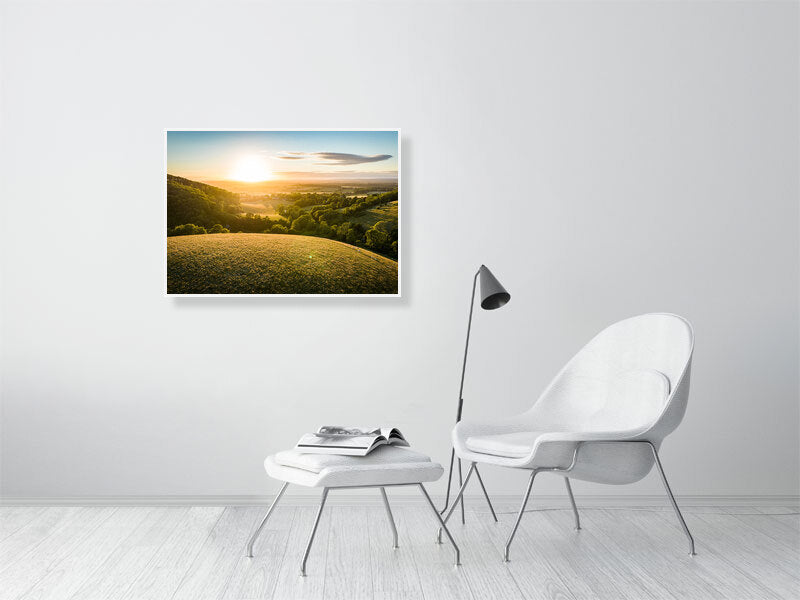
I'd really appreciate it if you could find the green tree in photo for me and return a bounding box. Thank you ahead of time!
[291,214,318,235]
[170,223,208,236]
[365,219,398,255]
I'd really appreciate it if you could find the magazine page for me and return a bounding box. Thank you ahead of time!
[380,427,409,446]
[295,432,386,456]
[316,426,407,445]
[298,433,381,450]
[316,426,381,437]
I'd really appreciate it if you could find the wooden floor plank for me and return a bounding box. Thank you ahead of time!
[118,506,224,600]
[684,510,800,599]
[0,507,82,573]
[548,508,682,600]
[67,507,187,600]
[323,506,373,600]
[0,508,46,544]
[717,508,800,552]
[542,507,664,600]
[452,508,525,600]
[748,507,800,548]
[222,506,297,600]
[592,508,736,600]
[18,508,151,600]
[531,507,643,599]
[172,507,263,600]
[479,503,587,600]
[623,508,783,600]
[401,503,474,600]
[0,507,116,600]
[266,505,330,600]
[366,500,425,600]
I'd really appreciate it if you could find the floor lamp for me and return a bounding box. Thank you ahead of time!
[441,264,510,524]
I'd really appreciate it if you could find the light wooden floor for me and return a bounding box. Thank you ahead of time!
[0,502,797,600]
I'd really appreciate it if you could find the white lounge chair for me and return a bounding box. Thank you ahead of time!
[439,313,697,561]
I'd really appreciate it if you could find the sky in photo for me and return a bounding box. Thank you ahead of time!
[167,130,399,182]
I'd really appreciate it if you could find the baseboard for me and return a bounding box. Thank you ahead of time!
[1,494,798,507]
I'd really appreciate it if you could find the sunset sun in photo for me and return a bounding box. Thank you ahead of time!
[229,155,274,182]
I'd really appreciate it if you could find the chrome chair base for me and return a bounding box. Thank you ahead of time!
[440,449,498,525]
[246,482,461,576]
[442,442,697,562]
[565,477,581,531]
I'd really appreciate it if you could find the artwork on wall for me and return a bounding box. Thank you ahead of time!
[165,129,400,296]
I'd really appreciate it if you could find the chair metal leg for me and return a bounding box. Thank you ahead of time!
[457,458,465,524]
[564,477,581,530]
[504,470,538,562]
[648,442,696,556]
[380,487,399,549]
[474,466,498,522]
[437,462,476,543]
[418,484,461,566]
[245,481,289,557]
[300,488,329,576]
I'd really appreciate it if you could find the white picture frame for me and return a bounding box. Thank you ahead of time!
[164,129,401,297]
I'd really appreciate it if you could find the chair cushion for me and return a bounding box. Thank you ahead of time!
[465,432,542,459]
[464,370,671,461]
[273,446,434,474]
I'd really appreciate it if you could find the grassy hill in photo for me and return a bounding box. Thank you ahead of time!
[167,233,398,294]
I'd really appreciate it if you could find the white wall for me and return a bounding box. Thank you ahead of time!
[1,0,797,500]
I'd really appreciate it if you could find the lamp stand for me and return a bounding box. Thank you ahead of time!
[440,270,499,524]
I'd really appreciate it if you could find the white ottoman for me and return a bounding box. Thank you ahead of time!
[245,446,460,575]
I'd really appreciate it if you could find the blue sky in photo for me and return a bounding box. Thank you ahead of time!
[167,130,398,181]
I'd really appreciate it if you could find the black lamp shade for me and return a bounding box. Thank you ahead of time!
[478,265,510,310]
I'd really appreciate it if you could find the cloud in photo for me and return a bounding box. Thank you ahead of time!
[314,152,392,165]
[275,151,392,165]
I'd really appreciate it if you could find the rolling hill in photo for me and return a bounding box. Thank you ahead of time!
[167,233,398,294]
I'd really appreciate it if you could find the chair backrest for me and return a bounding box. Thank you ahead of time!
[528,313,694,443]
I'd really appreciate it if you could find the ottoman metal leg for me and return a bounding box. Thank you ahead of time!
[418,484,461,567]
[380,487,399,549]
[246,481,289,557]
[301,487,329,577]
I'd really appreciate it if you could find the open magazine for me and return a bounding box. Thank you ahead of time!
[294,426,410,456]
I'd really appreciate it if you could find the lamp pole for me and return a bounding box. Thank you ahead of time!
[440,267,499,524]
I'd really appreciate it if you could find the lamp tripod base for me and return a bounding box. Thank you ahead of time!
[440,448,498,524]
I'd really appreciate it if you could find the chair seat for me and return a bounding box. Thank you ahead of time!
[465,432,542,458]
[265,445,444,488]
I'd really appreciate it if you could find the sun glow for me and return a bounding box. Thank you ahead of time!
[229,155,274,182]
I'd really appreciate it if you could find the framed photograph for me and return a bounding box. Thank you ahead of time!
[165,129,400,296]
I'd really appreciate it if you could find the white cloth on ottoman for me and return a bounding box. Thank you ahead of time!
[265,446,444,488]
